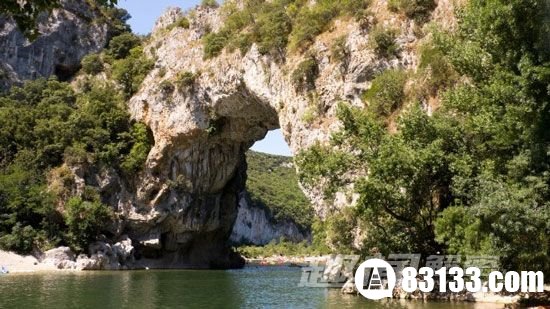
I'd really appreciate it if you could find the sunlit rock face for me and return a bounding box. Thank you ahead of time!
[0,0,111,90]
[230,193,311,246]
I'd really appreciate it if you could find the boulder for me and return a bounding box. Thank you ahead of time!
[42,247,77,269]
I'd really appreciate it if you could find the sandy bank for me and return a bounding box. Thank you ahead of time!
[0,250,57,273]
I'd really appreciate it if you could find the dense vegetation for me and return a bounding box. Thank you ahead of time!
[0,78,153,253]
[297,0,550,276]
[0,14,154,253]
[246,151,313,231]
[202,0,372,59]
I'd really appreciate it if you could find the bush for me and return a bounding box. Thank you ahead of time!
[289,2,339,51]
[371,26,399,58]
[174,17,190,29]
[331,35,349,64]
[0,224,38,253]
[175,71,198,90]
[159,80,175,94]
[418,44,457,93]
[167,17,190,31]
[111,47,154,98]
[253,6,292,57]
[121,123,153,174]
[64,197,113,251]
[106,33,141,59]
[363,69,407,116]
[81,53,104,75]
[201,0,219,9]
[388,0,436,22]
[203,31,229,59]
[291,56,319,92]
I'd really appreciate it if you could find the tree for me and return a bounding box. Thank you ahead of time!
[64,197,113,251]
[296,0,550,271]
[106,33,141,59]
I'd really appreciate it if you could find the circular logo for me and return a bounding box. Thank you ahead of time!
[354,258,396,300]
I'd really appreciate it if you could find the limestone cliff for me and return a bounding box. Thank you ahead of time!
[0,0,116,90]
[230,192,310,246]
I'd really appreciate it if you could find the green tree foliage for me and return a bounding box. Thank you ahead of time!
[202,0,371,59]
[81,53,104,75]
[371,26,399,58]
[111,46,154,98]
[387,0,436,22]
[297,0,550,273]
[418,43,457,93]
[246,151,314,231]
[64,197,113,251]
[0,78,153,253]
[106,33,141,60]
[363,69,407,117]
[291,56,319,92]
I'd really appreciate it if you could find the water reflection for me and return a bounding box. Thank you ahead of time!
[0,267,505,309]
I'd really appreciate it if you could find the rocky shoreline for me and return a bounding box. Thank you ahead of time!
[245,255,550,308]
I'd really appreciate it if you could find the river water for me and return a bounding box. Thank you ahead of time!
[0,266,503,308]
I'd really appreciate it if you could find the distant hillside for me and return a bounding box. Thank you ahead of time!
[246,151,313,231]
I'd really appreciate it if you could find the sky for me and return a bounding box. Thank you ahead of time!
[118,0,293,157]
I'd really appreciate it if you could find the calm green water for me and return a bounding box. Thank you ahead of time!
[0,266,503,309]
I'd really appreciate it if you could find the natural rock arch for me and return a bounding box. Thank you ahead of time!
[112,0,450,266]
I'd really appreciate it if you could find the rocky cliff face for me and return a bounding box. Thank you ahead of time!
[230,193,310,245]
[0,0,111,90]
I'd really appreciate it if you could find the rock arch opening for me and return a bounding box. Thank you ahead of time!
[229,129,313,247]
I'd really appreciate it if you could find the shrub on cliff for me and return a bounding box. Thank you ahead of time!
[201,0,219,9]
[203,31,229,59]
[371,26,399,58]
[121,123,154,174]
[291,56,319,92]
[112,46,154,98]
[253,5,292,57]
[288,2,339,52]
[203,0,371,58]
[81,53,104,75]
[388,0,436,23]
[174,71,199,91]
[106,33,141,59]
[167,17,190,31]
[363,69,407,117]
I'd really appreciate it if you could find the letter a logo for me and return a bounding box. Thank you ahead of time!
[354,258,396,300]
